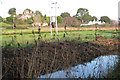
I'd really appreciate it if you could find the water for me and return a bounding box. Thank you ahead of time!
[39,55,119,78]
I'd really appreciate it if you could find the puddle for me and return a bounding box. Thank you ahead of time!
[39,55,119,78]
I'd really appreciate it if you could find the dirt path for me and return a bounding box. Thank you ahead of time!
[27,26,119,31]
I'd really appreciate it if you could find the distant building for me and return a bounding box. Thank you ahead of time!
[32,22,48,27]
[81,20,105,26]
[18,9,34,20]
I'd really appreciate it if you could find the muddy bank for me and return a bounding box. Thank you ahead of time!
[94,36,120,51]
[2,38,119,79]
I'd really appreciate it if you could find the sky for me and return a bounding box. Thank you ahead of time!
[0,0,120,20]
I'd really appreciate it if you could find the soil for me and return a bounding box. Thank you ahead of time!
[2,37,120,79]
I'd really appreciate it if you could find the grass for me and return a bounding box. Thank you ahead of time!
[1,30,119,48]
[1,29,49,34]
[0,23,12,27]
[0,23,33,29]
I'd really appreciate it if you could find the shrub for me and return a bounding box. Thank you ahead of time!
[58,17,81,27]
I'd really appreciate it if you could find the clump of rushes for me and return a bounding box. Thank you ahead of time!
[32,30,37,45]
[78,34,81,40]
[85,37,88,40]
[34,39,37,45]
[38,24,41,42]
[20,31,23,36]
[12,36,14,42]
[18,42,20,47]
[38,25,41,34]
[5,41,7,46]
[32,30,35,37]
[14,35,16,39]
[27,41,29,45]
[56,35,59,42]
[38,35,41,41]
[53,34,55,39]
[44,34,46,38]
[63,33,65,38]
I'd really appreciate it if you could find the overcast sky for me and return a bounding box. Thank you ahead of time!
[0,0,119,20]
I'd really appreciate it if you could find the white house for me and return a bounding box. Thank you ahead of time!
[32,22,48,27]
[81,20,105,26]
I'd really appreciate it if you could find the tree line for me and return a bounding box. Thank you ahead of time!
[0,8,113,27]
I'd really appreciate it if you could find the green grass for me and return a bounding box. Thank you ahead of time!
[0,23,12,27]
[0,23,32,27]
[2,29,47,33]
[0,23,34,29]
[1,30,119,48]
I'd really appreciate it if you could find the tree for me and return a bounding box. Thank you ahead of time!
[24,17,33,24]
[75,8,92,23]
[58,17,80,27]
[43,14,50,24]
[92,16,98,21]
[43,14,47,21]
[46,17,50,24]
[35,10,42,17]
[57,16,63,23]
[0,16,2,22]
[2,18,6,23]
[76,13,92,23]
[18,14,22,16]
[110,20,118,27]
[24,8,33,13]
[100,16,111,24]
[8,8,16,16]
[33,14,42,23]
[82,14,92,23]
[60,12,70,18]
[76,8,89,17]
[6,16,17,24]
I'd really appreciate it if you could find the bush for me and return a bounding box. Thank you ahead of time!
[6,16,17,24]
[0,16,2,22]
[58,17,81,27]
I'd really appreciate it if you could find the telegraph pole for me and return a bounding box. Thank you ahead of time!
[54,2,58,35]
[50,9,52,35]
[51,2,59,35]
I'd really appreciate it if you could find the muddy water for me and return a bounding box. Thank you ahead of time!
[39,55,119,78]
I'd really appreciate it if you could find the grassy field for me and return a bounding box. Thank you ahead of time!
[0,23,32,29]
[0,23,12,27]
[1,29,119,48]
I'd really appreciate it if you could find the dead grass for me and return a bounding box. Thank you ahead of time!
[27,26,120,31]
[2,37,119,79]
[41,26,119,31]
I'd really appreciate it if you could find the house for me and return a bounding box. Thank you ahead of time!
[81,20,105,26]
[32,22,48,27]
[18,9,34,20]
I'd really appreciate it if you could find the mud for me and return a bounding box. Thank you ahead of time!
[2,38,119,79]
